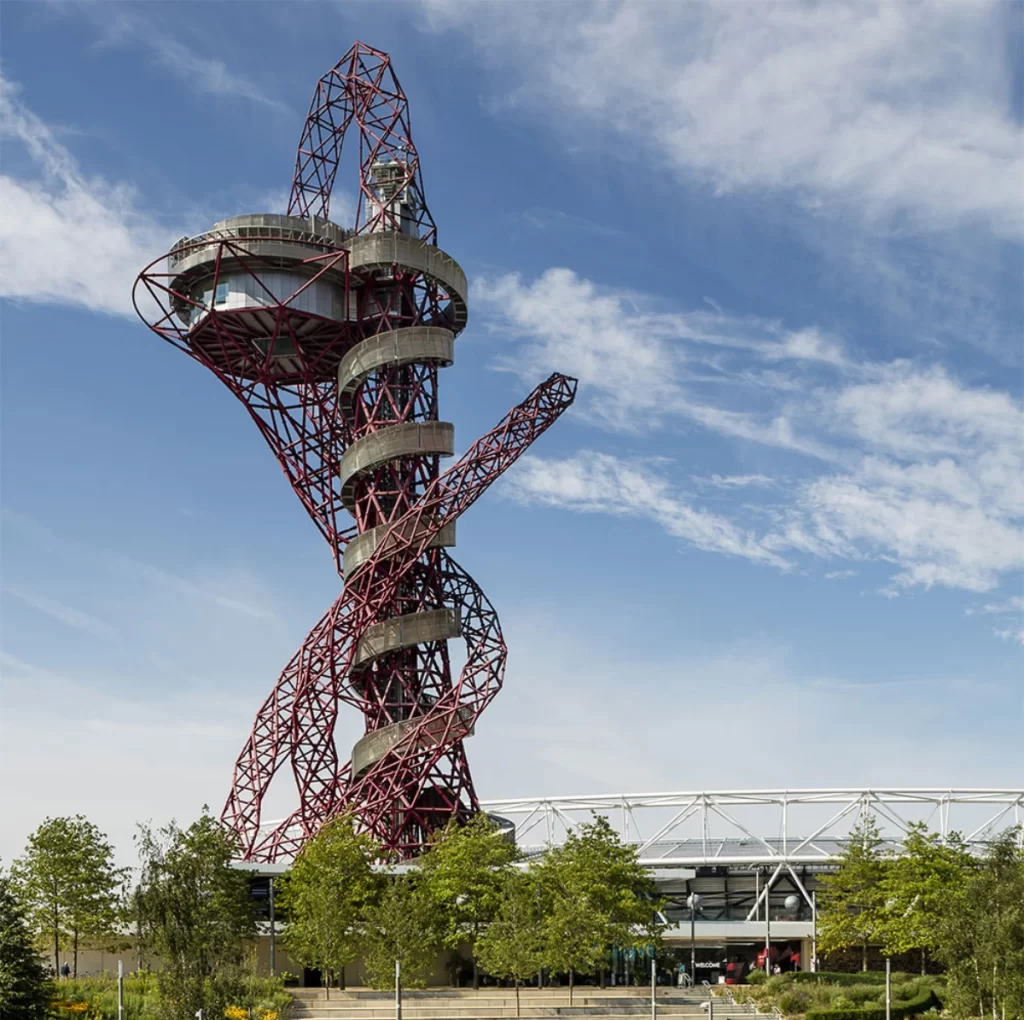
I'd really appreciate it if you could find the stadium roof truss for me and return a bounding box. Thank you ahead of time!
[480,789,1024,872]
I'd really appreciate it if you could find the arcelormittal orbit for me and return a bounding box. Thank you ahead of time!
[134,43,576,860]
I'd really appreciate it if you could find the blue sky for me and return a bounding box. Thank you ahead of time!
[1,1,1021,866]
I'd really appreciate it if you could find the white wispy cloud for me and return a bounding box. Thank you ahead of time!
[508,452,790,569]
[0,75,183,317]
[484,268,1024,601]
[698,474,779,491]
[70,4,287,112]
[967,595,1024,648]
[425,1,1022,239]
[2,587,117,641]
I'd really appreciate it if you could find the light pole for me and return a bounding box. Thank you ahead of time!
[885,958,891,1020]
[764,870,771,974]
[687,893,701,983]
[811,891,817,973]
[268,877,276,977]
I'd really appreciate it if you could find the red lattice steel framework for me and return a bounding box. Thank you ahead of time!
[133,41,576,860]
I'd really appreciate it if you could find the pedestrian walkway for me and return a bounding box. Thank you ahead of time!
[287,987,777,1020]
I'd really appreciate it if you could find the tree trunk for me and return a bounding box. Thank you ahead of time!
[73,929,78,978]
[921,948,926,976]
[515,980,521,1018]
[974,955,983,1019]
[340,965,346,991]
[474,959,480,989]
[569,967,574,1006]
[862,942,868,972]
[600,967,606,989]
[53,890,60,978]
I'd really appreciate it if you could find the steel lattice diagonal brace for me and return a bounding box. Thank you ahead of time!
[282,373,576,850]
[222,373,577,859]
[254,551,504,860]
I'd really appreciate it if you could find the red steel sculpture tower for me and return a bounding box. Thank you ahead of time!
[133,43,575,860]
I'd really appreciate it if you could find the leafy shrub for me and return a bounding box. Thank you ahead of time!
[805,988,937,1020]
[748,970,768,985]
[793,973,914,988]
[843,985,883,1005]
[47,973,291,1020]
[778,989,814,1014]
[48,974,160,1020]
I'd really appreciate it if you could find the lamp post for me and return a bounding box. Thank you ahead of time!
[687,893,701,983]
[764,870,771,974]
[811,891,817,973]
[268,877,276,977]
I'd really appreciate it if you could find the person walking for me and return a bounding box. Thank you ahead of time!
[60,962,70,979]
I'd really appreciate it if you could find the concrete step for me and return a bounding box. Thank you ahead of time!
[288,1000,708,1008]
[290,991,710,998]
[290,1007,710,1020]
[289,1003,708,1013]
[291,1013,708,1020]
[289,996,710,1004]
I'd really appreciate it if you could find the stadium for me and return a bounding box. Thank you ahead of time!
[234,788,1024,985]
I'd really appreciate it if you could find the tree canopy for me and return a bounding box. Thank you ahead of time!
[534,815,663,1001]
[878,822,975,970]
[0,874,50,1020]
[817,813,888,971]
[134,809,257,1015]
[475,870,544,1015]
[420,813,521,987]
[277,814,379,993]
[935,830,1024,1020]
[363,875,441,990]
[11,815,126,977]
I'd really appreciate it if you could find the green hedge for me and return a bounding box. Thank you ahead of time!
[805,989,937,1020]
[792,973,908,987]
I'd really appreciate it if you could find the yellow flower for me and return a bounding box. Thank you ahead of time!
[224,1007,250,1020]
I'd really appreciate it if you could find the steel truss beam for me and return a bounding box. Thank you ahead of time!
[134,41,577,862]
[479,789,1024,866]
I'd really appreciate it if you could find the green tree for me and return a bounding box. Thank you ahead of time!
[535,815,663,1002]
[878,822,976,973]
[817,813,888,971]
[277,814,380,995]
[420,813,521,987]
[935,830,1024,1020]
[11,815,126,976]
[475,871,544,1016]
[134,809,257,1016]
[363,876,442,991]
[0,874,51,1020]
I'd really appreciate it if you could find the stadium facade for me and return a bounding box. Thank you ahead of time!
[242,788,1023,983]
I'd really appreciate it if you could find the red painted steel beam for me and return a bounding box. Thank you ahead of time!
[134,41,577,861]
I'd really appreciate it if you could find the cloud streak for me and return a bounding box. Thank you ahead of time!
[2,587,117,641]
[0,75,183,317]
[483,268,1024,601]
[425,1,1022,239]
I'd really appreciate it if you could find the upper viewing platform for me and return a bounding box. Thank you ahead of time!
[168,213,352,271]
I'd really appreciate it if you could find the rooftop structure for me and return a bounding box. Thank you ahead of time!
[134,42,576,861]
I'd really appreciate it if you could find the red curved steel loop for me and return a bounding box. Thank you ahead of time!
[288,41,436,242]
[133,42,576,860]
